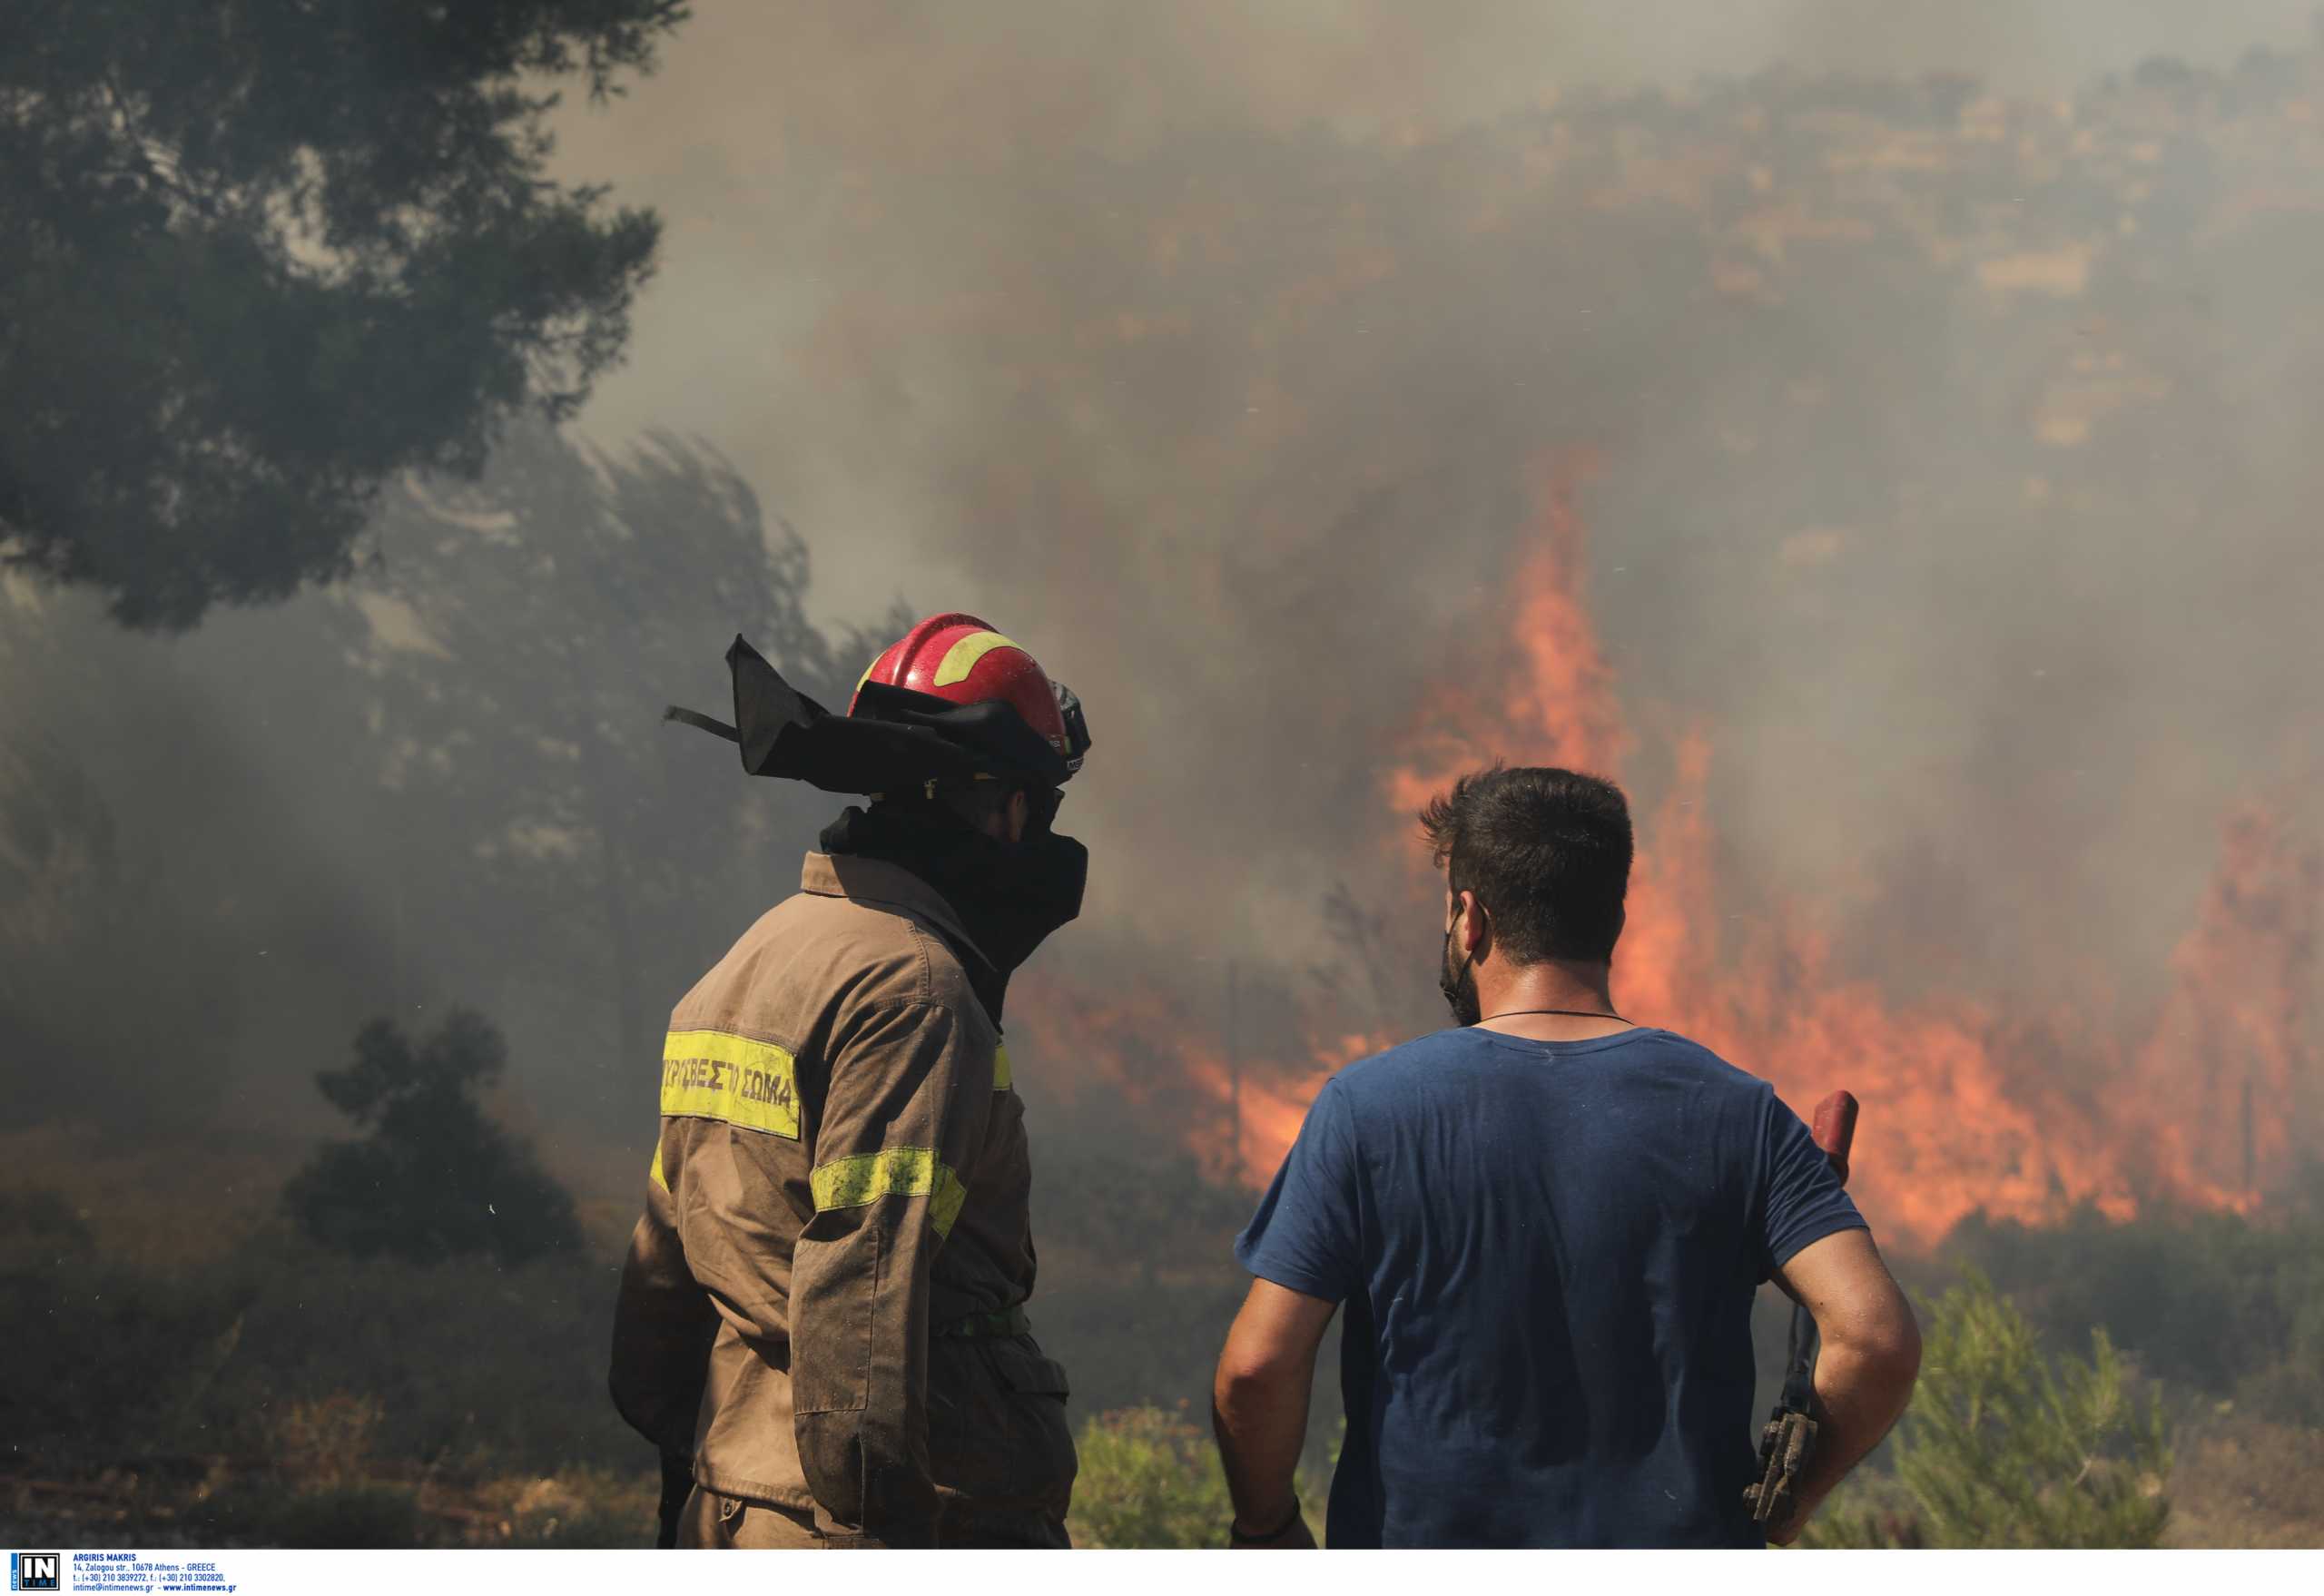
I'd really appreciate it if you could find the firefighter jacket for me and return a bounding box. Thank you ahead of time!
[608,852,1077,1547]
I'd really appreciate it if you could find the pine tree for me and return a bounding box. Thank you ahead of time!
[1,1,686,628]
[284,1009,581,1266]
[1808,1269,2172,1548]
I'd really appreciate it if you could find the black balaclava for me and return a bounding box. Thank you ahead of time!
[667,635,1090,1025]
[818,794,1087,1024]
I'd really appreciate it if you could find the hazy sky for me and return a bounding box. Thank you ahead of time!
[554,0,2323,616]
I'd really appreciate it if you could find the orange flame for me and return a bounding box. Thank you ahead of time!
[1019,457,2317,1249]
[1382,450,1628,821]
[2129,804,2320,1201]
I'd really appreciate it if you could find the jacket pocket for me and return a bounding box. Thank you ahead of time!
[929,1338,1078,1506]
[997,1354,1070,1401]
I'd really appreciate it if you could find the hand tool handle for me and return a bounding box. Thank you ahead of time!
[1809,1089,1858,1187]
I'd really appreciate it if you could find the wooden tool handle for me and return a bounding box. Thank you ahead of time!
[1810,1089,1859,1187]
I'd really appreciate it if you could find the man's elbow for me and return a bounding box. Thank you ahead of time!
[1835,1296,1923,1388]
[1879,1292,1924,1371]
[1214,1346,1306,1414]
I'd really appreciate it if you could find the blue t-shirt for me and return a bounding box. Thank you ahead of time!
[1234,1025,1866,1549]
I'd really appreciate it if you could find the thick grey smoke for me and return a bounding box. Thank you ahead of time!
[552,0,2324,1048]
[8,2,2322,1169]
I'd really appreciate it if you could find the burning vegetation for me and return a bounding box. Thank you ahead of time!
[960,44,2324,1258]
[1018,468,2324,1254]
[1019,455,2319,1248]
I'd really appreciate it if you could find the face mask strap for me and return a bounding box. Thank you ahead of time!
[1440,895,1489,1024]
[1443,894,1490,967]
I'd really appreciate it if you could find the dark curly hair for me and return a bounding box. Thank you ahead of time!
[1418,764,1632,963]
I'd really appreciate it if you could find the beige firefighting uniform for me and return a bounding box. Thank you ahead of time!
[609,852,1077,1548]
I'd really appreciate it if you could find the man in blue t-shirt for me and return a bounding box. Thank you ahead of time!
[1211,766,1921,1549]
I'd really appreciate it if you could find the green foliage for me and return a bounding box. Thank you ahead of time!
[283,1010,581,1266]
[1946,1205,2324,1425]
[1807,1270,2172,1549]
[1067,1404,1339,1549]
[0,1,688,628]
[1069,1406,1236,1549]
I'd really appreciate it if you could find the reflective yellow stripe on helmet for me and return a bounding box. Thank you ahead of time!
[810,1147,969,1238]
[930,630,1022,688]
[661,1030,801,1139]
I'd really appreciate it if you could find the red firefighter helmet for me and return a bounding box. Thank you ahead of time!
[848,613,1077,772]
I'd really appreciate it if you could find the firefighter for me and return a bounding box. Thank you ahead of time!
[609,615,1093,1549]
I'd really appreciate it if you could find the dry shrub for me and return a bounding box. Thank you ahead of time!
[266,1394,384,1488]
[2166,1415,2324,1548]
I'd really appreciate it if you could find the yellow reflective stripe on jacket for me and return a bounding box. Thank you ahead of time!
[810,1147,970,1238]
[993,1043,1013,1092]
[648,1143,668,1192]
[661,1030,801,1138]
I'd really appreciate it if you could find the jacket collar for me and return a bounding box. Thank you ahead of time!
[800,852,995,970]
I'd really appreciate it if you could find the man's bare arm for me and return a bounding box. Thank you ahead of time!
[1211,1276,1337,1547]
[1767,1226,1923,1543]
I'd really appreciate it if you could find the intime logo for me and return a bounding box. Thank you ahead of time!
[9,1553,59,1592]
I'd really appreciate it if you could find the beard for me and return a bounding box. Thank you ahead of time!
[1439,932,1482,1027]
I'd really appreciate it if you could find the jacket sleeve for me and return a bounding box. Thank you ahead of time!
[789,999,994,1548]
[608,1139,718,1458]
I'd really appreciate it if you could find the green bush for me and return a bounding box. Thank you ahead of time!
[1068,1404,1340,1548]
[283,1010,581,1267]
[1945,1207,2324,1427]
[1070,1406,1236,1548]
[1807,1269,2171,1548]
